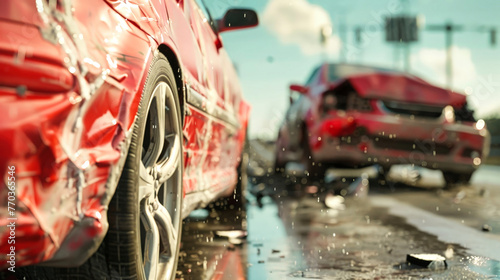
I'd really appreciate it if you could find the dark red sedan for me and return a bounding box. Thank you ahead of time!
[275,63,490,185]
[0,0,257,279]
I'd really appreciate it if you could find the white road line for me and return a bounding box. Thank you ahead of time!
[371,196,500,261]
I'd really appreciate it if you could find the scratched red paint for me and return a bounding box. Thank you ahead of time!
[0,0,251,269]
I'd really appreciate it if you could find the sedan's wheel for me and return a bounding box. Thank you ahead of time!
[15,54,184,280]
[106,53,183,280]
[301,124,325,183]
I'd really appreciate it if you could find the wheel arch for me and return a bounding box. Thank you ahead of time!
[158,44,186,126]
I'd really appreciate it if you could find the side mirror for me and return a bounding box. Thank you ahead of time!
[217,9,259,33]
[289,84,309,95]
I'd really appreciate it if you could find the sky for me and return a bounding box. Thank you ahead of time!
[204,0,500,139]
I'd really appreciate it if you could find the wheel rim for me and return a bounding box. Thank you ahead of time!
[138,81,182,279]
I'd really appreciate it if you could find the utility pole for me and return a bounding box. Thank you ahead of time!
[402,0,411,72]
[491,28,497,46]
[426,23,464,89]
[320,25,332,62]
[445,24,453,89]
[354,26,363,63]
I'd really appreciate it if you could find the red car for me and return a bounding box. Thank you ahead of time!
[0,0,257,278]
[275,63,490,185]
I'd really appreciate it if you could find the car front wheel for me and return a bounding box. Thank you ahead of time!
[105,52,184,280]
[15,53,184,280]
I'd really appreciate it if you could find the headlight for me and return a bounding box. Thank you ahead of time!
[475,119,485,130]
[443,105,455,123]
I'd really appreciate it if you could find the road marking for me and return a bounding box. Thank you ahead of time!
[371,196,500,261]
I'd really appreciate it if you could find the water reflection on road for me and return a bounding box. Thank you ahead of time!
[178,165,500,279]
[246,195,300,280]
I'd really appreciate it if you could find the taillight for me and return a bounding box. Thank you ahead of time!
[320,117,357,137]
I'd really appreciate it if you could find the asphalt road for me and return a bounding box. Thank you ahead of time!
[176,165,500,280]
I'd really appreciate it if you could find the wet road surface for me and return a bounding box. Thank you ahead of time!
[176,165,500,279]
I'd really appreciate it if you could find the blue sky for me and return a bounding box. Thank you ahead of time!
[208,0,500,139]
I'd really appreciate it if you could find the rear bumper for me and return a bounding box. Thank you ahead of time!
[311,114,490,174]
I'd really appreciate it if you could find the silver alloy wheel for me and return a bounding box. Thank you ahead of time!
[138,81,183,279]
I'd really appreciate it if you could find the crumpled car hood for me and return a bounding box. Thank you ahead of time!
[329,72,467,107]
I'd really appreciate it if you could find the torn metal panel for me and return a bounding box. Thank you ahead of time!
[277,62,489,181]
[330,73,467,107]
[0,0,252,271]
[182,105,239,197]
[0,0,154,269]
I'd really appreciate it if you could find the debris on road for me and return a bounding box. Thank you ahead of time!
[324,166,374,198]
[285,162,306,176]
[479,188,488,197]
[215,230,247,245]
[324,193,346,210]
[453,190,466,204]
[346,176,369,198]
[407,253,447,269]
[482,224,492,232]
[387,165,423,185]
[444,245,454,259]
[215,230,247,239]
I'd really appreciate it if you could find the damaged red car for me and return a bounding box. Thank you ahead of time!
[0,0,257,279]
[275,63,490,186]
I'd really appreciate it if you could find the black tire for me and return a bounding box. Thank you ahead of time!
[301,125,325,182]
[105,52,184,280]
[17,52,184,280]
[274,134,286,175]
[443,171,473,188]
